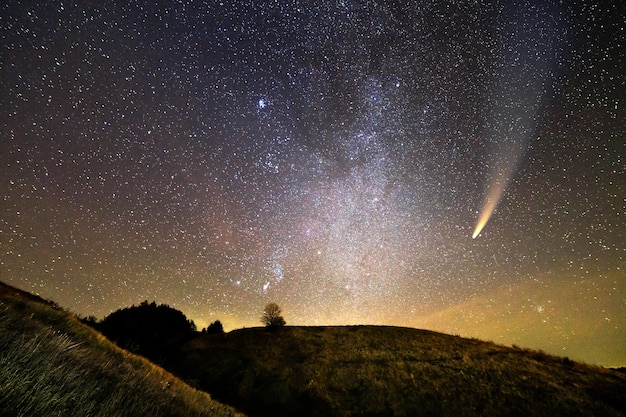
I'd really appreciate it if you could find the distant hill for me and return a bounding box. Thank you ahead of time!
[172,326,626,417]
[0,281,244,417]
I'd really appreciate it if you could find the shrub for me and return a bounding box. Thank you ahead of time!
[206,320,224,334]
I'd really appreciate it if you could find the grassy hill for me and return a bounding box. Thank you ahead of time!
[174,326,626,417]
[0,281,244,417]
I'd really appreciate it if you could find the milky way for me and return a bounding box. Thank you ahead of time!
[1,1,624,366]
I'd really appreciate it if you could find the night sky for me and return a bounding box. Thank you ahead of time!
[1,1,624,366]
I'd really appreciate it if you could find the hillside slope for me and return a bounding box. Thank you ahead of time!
[176,326,626,417]
[0,281,244,417]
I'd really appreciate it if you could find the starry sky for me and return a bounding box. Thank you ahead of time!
[1,1,624,366]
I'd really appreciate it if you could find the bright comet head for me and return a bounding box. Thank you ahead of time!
[472,180,505,239]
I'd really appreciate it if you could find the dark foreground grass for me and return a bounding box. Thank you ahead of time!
[177,326,626,417]
[0,283,244,417]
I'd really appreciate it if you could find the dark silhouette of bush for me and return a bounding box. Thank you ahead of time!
[260,303,286,328]
[205,320,224,335]
[99,301,196,363]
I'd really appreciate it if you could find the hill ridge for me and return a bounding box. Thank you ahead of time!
[173,324,626,417]
[0,280,244,417]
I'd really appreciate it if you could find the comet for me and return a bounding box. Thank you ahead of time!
[472,144,521,239]
[472,1,565,238]
[472,188,501,239]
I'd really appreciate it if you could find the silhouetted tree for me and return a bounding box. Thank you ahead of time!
[261,302,286,328]
[205,320,224,334]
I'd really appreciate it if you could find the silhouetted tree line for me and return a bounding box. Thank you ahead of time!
[79,301,285,364]
[97,301,198,363]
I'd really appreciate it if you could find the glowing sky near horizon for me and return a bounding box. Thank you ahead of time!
[1,1,624,367]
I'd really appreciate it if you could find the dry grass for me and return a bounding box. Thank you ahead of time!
[0,284,244,417]
[177,325,626,417]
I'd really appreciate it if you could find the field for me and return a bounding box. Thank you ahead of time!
[175,325,626,417]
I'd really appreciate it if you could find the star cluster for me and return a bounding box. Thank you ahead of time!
[1,1,624,366]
